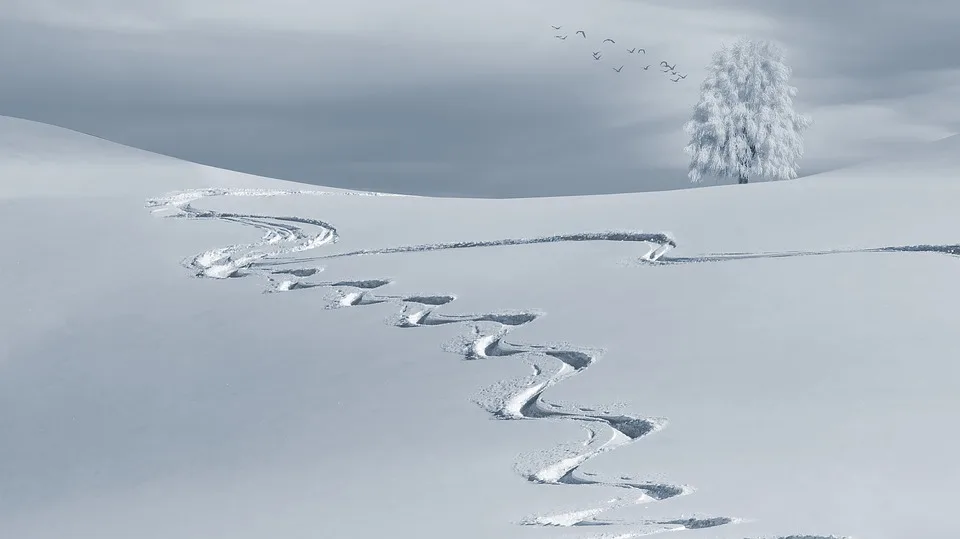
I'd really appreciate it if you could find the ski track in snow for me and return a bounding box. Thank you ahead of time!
[147,188,859,539]
[648,244,960,265]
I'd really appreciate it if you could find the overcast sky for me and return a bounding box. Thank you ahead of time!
[1,0,958,197]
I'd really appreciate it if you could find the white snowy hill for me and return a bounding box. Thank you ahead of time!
[2,114,959,539]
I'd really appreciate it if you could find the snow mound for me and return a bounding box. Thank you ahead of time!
[0,115,396,199]
[4,116,960,539]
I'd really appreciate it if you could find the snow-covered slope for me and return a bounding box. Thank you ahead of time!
[0,115,356,199]
[3,115,959,539]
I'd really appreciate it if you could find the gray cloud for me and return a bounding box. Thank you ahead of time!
[0,15,708,197]
[734,1,960,71]
[644,0,960,85]
[1,1,958,196]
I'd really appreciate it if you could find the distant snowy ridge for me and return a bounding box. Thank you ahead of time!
[147,187,851,539]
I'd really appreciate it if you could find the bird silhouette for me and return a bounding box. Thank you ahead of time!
[662,62,676,70]
[627,48,636,53]
[677,73,687,79]
[603,38,615,44]
[613,65,623,72]
[552,25,562,30]
[555,35,567,40]
[671,76,681,82]
[593,53,603,60]
[576,30,586,38]
[642,65,651,70]
[637,48,645,53]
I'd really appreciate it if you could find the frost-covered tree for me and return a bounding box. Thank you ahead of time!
[683,37,812,184]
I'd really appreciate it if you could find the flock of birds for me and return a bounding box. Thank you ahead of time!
[550,25,687,82]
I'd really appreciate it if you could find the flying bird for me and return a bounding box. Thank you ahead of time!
[576,30,586,38]
[662,61,676,70]
[613,65,623,72]
[603,38,615,44]
[677,73,687,79]
[671,76,681,82]
[637,48,645,53]
[627,48,636,53]
[593,53,603,60]
[555,35,567,40]
[642,65,650,70]
[552,25,562,30]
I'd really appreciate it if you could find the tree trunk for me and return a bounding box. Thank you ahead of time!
[738,174,748,184]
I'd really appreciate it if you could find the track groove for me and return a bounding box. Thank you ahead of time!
[147,188,854,538]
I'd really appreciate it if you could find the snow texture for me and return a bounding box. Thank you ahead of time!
[3,114,960,539]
